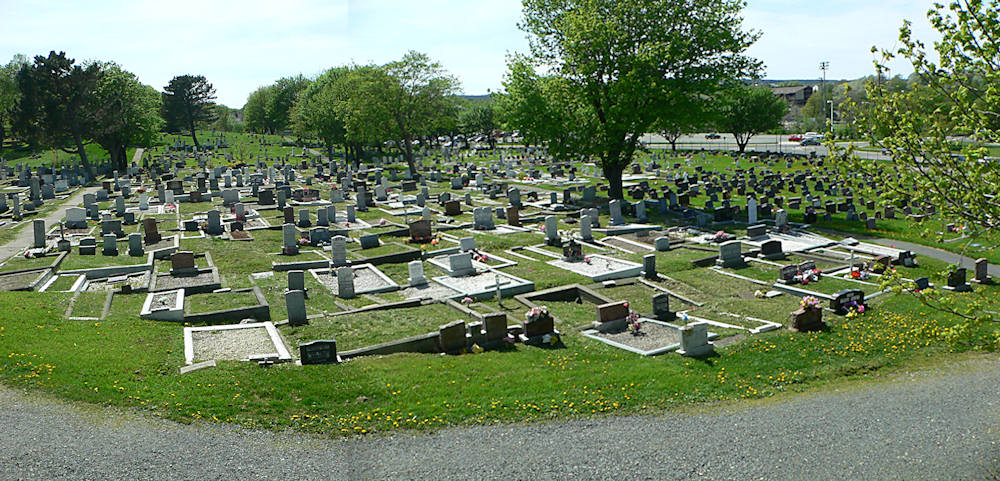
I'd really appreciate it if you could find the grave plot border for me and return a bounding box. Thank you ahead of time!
[183,321,290,365]
[348,241,422,266]
[149,265,222,294]
[431,270,535,300]
[272,249,332,272]
[582,319,719,356]
[310,263,401,296]
[182,286,271,324]
[59,252,155,280]
[596,235,655,254]
[140,288,185,321]
[0,267,55,292]
[0,251,67,274]
[38,273,87,293]
[148,235,180,259]
[546,254,643,282]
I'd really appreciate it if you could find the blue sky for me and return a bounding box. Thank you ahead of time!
[0,0,940,107]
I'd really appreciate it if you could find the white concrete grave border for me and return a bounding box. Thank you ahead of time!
[183,321,291,365]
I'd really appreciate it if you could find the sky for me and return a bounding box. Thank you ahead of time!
[0,0,941,107]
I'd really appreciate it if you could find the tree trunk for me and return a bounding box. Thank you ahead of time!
[670,139,677,151]
[403,136,416,177]
[604,162,624,200]
[189,118,201,150]
[0,120,5,157]
[116,145,127,172]
[74,134,94,180]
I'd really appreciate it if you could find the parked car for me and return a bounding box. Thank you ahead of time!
[788,134,803,141]
[800,138,822,146]
[705,133,721,139]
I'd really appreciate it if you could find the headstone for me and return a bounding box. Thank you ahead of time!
[439,321,467,353]
[206,210,223,235]
[506,206,520,227]
[286,290,308,326]
[760,240,783,259]
[79,236,96,255]
[974,258,992,284]
[407,260,426,286]
[677,322,714,357]
[409,220,432,242]
[609,199,625,226]
[359,234,380,249]
[652,293,673,321]
[654,236,671,251]
[448,252,474,277]
[775,209,788,229]
[336,266,355,299]
[287,270,305,292]
[716,241,745,268]
[579,215,593,241]
[746,224,767,238]
[102,234,118,256]
[597,301,629,323]
[747,198,758,224]
[299,340,340,364]
[544,215,561,246]
[282,223,299,255]
[142,218,161,245]
[127,233,143,256]
[328,235,348,266]
[31,219,45,248]
[643,254,657,279]
[444,200,461,216]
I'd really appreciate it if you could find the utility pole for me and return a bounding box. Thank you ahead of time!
[819,61,829,126]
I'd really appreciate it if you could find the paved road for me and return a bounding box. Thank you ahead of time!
[1,356,998,480]
[0,184,100,263]
[643,133,891,160]
[869,238,1000,277]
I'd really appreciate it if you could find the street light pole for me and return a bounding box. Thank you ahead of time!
[827,100,834,133]
[820,61,829,126]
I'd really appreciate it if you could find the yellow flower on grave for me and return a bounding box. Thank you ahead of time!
[471,344,484,354]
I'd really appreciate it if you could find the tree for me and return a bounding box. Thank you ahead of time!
[0,54,28,157]
[655,94,713,151]
[459,101,498,148]
[242,85,274,133]
[715,85,787,153]
[503,0,761,199]
[162,75,217,149]
[831,0,1000,323]
[357,51,459,175]
[90,63,163,171]
[267,75,310,134]
[212,104,244,133]
[14,51,101,177]
[291,66,351,159]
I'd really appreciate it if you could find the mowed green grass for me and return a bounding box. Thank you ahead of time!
[0,140,998,438]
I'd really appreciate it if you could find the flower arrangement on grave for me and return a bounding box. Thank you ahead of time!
[473,252,489,263]
[461,296,474,305]
[525,305,550,322]
[584,255,593,265]
[800,296,821,311]
[626,309,643,336]
[298,237,309,246]
[678,311,690,325]
[378,218,387,226]
[795,268,822,285]
[711,231,729,243]
[754,290,766,298]
[845,263,871,281]
[844,300,866,319]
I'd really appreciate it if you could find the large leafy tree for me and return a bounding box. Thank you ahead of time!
[655,94,714,151]
[830,0,1000,323]
[162,75,217,149]
[459,101,498,148]
[242,85,274,134]
[291,66,351,159]
[714,85,787,153]
[243,75,309,135]
[503,0,761,198]
[90,63,163,171]
[14,51,101,177]
[355,51,459,175]
[0,54,28,157]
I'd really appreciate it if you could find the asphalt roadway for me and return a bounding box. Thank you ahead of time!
[1,355,998,480]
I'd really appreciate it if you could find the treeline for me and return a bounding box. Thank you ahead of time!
[0,51,241,175]
[242,51,499,174]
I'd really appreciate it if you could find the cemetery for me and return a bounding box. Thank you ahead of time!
[0,130,998,438]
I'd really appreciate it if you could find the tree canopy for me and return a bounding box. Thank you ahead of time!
[162,75,217,149]
[714,85,787,153]
[13,51,101,176]
[501,0,761,198]
[90,63,163,170]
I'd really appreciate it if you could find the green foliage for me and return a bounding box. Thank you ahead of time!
[211,104,244,133]
[714,84,787,152]
[0,54,28,155]
[502,0,761,199]
[13,51,101,176]
[90,63,162,170]
[834,0,1000,233]
[162,75,217,148]
[291,66,350,154]
[244,75,310,135]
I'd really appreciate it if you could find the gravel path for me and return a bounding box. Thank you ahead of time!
[1,356,998,480]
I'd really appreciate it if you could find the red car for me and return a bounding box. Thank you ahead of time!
[788,134,803,141]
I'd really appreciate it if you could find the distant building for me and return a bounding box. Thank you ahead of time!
[770,85,815,127]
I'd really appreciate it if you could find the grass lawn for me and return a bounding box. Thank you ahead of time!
[184,291,260,315]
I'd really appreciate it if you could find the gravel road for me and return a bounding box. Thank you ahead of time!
[1,356,998,480]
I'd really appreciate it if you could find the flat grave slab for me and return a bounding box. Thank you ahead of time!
[583,318,719,356]
[432,270,534,299]
[547,254,643,282]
